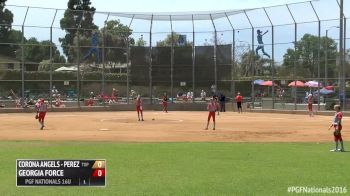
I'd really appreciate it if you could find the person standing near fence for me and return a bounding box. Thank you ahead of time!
[201,90,206,101]
[235,92,243,113]
[308,94,314,117]
[162,93,168,113]
[111,88,118,103]
[135,95,144,121]
[219,93,226,112]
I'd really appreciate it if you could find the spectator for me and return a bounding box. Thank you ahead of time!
[219,93,226,112]
[187,91,191,100]
[111,88,118,103]
[90,91,95,99]
[201,90,206,101]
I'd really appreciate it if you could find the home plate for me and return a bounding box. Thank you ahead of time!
[99,128,110,131]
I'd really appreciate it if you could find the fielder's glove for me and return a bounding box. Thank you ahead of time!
[333,130,341,136]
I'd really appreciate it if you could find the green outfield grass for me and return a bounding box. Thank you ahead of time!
[0,141,349,195]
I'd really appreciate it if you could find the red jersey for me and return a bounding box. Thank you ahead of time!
[135,99,142,107]
[333,111,342,126]
[207,102,218,112]
[235,95,243,102]
[308,96,313,104]
[36,102,48,112]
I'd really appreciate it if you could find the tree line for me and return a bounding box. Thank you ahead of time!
[0,0,348,79]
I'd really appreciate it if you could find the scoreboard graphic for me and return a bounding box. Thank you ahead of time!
[16,159,106,187]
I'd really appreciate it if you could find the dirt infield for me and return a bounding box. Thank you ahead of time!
[0,111,348,142]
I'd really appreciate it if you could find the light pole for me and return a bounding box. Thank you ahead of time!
[325,26,339,86]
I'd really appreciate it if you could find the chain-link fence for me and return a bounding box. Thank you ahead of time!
[0,0,349,110]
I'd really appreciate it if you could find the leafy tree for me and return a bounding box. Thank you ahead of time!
[156,32,192,47]
[15,37,66,63]
[101,20,134,70]
[135,36,146,46]
[59,0,98,62]
[0,0,16,57]
[281,34,337,79]
[68,20,134,72]
[237,51,271,77]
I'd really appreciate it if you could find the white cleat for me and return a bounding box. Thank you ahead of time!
[330,149,339,152]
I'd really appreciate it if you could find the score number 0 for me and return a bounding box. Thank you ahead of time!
[92,160,105,178]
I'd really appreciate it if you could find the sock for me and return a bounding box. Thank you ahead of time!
[335,141,339,150]
[340,141,344,150]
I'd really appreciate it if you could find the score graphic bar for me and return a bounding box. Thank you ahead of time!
[16,159,106,187]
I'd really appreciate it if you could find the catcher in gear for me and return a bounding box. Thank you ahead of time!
[328,105,345,152]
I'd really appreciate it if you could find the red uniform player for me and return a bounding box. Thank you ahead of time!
[308,94,314,117]
[162,93,168,113]
[35,98,48,130]
[328,105,345,152]
[111,88,118,103]
[135,95,144,121]
[205,98,219,130]
[235,92,243,113]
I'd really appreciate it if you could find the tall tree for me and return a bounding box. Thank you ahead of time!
[135,36,146,46]
[59,0,97,62]
[0,0,16,57]
[15,37,66,63]
[101,20,134,70]
[281,34,338,79]
[237,51,271,77]
[156,32,192,47]
[68,20,134,71]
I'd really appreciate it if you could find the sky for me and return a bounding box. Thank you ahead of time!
[4,0,350,62]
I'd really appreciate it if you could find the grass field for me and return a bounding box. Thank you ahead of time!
[1,141,349,195]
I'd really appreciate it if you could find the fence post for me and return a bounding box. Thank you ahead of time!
[149,15,154,104]
[21,7,29,101]
[49,9,58,109]
[170,15,174,103]
[264,8,275,110]
[225,13,236,109]
[244,10,255,109]
[287,4,298,110]
[192,15,195,103]
[210,14,218,91]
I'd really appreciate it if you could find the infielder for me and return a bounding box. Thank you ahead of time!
[35,98,48,130]
[328,105,345,152]
[135,95,144,121]
[205,98,219,130]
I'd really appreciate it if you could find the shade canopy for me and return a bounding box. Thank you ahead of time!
[261,81,274,86]
[305,81,322,88]
[288,81,305,87]
[314,88,335,95]
[253,79,265,85]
